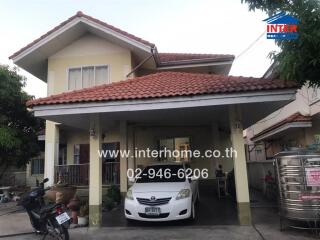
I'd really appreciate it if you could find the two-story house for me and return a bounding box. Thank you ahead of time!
[10,11,297,226]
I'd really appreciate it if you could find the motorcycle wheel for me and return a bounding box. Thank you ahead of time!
[46,220,69,240]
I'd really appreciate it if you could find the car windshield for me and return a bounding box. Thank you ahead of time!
[136,164,185,183]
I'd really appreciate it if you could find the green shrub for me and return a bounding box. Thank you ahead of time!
[104,196,115,211]
[103,185,121,210]
[106,185,121,204]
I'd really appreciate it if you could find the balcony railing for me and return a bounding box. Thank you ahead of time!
[55,164,89,186]
[54,162,120,186]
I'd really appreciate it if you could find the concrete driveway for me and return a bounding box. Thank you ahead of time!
[0,204,316,240]
[0,202,33,237]
[102,182,238,227]
[0,190,316,240]
[0,225,316,240]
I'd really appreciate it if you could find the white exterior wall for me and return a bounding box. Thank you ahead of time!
[47,33,132,95]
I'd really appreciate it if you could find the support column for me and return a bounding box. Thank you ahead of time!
[44,120,59,186]
[89,114,102,227]
[120,121,128,194]
[229,105,251,225]
[211,123,221,170]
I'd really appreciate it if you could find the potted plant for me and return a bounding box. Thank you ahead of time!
[78,203,89,226]
[103,185,121,211]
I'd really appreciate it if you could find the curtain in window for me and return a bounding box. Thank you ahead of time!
[82,66,94,88]
[31,159,44,175]
[69,68,81,90]
[95,66,108,85]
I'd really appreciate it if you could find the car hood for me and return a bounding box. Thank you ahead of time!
[132,182,188,193]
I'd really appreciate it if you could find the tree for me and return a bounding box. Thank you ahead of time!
[241,0,320,87]
[0,65,42,181]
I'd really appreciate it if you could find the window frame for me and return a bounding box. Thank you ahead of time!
[158,136,191,162]
[67,64,110,91]
[31,158,44,175]
[74,144,80,164]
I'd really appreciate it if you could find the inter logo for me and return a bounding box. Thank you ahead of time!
[263,12,299,40]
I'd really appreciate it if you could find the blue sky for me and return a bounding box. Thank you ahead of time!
[0,0,277,98]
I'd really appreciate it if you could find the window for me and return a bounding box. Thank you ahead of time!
[102,142,120,162]
[95,66,109,85]
[68,65,109,90]
[82,66,94,88]
[158,137,191,162]
[74,144,80,164]
[59,145,67,165]
[73,144,89,164]
[31,158,44,175]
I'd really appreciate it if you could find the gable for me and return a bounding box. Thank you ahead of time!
[50,34,129,59]
[10,11,235,81]
[10,11,154,81]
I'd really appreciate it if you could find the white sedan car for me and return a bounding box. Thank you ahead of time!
[124,162,199,221]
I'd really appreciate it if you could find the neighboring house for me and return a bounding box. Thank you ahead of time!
[0,131,45,188]
[246,66,320,191]
[10,11,297,226]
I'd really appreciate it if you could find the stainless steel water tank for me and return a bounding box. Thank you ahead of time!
[274,150,320,221]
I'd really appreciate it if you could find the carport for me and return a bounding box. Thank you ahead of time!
[102,180,238,226]
[27,72,296,227]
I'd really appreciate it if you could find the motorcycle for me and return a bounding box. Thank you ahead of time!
[18,178,70,240]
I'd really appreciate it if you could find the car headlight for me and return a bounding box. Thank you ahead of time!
[126,189,134,200]
[176,189,191,200]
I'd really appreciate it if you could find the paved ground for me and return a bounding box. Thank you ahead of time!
[0,224,317,240]
[0,187,317,240]
[0,202,33,237]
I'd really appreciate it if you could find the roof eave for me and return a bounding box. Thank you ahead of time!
[156,59,234,71]
[10,16,153,63]
[252,121,312,142]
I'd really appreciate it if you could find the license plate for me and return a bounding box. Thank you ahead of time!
[145,207,161,215]
[55,212,70,225]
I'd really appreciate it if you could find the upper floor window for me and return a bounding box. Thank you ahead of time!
[68,65,109,90]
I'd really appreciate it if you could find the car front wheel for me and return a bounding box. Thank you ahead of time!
[190,200,196,221]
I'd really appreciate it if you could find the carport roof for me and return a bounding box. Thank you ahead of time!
[27,71,296,107]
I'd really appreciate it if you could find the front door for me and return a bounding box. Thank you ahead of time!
[79,144,89,164]
[79,144,89,185]
[102,142,120,185]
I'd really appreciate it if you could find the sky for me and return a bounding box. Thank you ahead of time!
[0,0,278,98]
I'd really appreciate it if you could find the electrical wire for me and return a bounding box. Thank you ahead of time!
[235,30,266,60]
[253,93,296,126]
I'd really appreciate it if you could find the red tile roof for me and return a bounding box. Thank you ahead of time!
[9,12,234,68]
[158,53,234,64]
[9,11,155,59]
[27,71,296,107]
[252,113,311,140]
